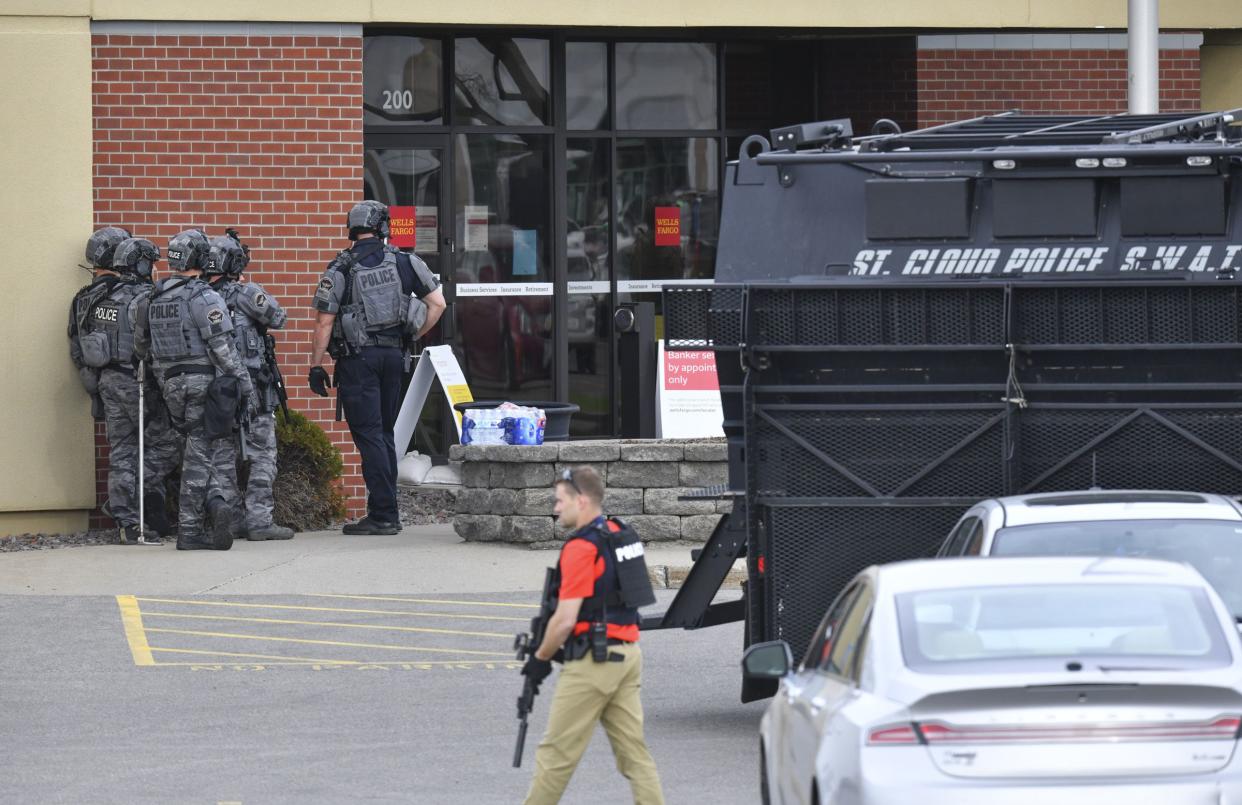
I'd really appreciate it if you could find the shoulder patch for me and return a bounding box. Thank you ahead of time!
[254,293,268,308]
[207,308,224,325]
[318,277,333,291]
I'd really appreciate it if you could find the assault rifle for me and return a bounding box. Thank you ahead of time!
[512,566,558,768]
[263,333,290,419]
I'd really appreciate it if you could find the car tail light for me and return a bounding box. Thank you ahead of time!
[917,715,1242,744]
[866,723,923,745]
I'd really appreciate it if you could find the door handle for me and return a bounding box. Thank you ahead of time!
[444,236,456,254]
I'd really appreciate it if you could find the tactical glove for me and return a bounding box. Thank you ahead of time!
[308,365,331,397]
[522,657,553,685]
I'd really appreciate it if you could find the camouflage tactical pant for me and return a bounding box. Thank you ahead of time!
[209,409,277,530]
[98,367,180,528]
[162,373,240,541]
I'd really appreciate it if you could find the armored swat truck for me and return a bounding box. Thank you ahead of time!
[644,110,1242,700]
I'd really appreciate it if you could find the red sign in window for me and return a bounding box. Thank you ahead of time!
[388,205,416,249]
[654,206,681,247]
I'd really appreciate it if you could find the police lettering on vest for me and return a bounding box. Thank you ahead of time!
[143,278,231,367]
[75,279,143,369]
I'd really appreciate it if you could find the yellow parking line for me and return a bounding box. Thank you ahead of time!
[116,595,154,666]
[148,653,520,667]
[150,647,356,664]
[306,593,537,610]
[141,611,510,639]
[143,627,514,657]
[134,597,528,623]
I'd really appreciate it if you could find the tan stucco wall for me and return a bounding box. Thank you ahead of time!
[0,0,1228,29]
[1203,32,1242,111]
[0,14,94,535]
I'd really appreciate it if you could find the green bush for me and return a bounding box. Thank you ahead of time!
[273,408,346,530]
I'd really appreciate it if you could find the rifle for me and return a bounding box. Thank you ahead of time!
[263,333,290,419]
[513,566,559,768]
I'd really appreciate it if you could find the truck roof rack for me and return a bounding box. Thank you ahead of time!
[852,109,1242,152]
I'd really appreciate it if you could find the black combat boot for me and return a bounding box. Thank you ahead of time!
[342,516,401,536]
[144,492,173,539]
[205,498,236,551]
[246,523,295,541]
[119,525,162,546]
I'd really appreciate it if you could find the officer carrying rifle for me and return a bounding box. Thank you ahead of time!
[515,465,665,805]
[204,229,294,542]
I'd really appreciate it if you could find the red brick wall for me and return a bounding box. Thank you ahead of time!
[917,49,1201,128]
[90,32,366,529]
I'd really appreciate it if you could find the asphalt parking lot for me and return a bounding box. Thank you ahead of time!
[0,576,764,804]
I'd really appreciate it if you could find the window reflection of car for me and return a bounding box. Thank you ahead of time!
[454,227,551,392]
[566,220,607,374]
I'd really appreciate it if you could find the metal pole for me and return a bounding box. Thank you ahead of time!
[1128,0,1160,114]
[138,359,144,538]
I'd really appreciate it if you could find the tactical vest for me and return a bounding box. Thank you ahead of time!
[75,278,141,370]
[335,249,406,351]
[216,281,264,370]
[561,517,657,630]
[146,278,214,366]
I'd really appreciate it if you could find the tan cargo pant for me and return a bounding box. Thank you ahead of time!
[523,641,665,805]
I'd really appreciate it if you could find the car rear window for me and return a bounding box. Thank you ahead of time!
[991,519,1242,616]
[896,583,1231,674]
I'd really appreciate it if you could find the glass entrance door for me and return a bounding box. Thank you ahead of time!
[362,135,455,455]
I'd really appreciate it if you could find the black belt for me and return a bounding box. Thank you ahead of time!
[163,364,215,380]
[102,364,134,377]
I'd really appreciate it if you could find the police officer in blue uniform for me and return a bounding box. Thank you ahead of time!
[307,201,446,535]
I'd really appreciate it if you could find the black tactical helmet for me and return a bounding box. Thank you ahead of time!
[85,226,133,269]
[206,229,251,277]
[112,238,161,280]
[347,200,390,241]
[167,228,210,272]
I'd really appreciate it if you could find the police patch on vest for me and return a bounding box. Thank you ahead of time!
[207,308,224,325]
[169,248,184,262]
[94,307,119,323]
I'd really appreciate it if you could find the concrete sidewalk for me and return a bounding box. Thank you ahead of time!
[0,524,734,596]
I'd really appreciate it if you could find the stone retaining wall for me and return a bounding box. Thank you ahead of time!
[449,440,728,548]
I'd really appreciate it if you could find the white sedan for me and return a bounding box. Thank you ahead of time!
[936,489,1242,619]
[746,556,1242,805]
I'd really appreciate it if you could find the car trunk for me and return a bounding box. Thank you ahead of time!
[905,683,1242,779]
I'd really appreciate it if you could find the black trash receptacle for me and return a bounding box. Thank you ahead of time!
[453,401,580,442]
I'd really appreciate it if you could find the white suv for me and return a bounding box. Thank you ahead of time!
[937,490,1242,619]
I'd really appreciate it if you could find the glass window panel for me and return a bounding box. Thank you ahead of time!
[567,138,612,437]
[362,147,444,276]
[452,133,553,401]
[615,137,719,287]
[453,37,550,126]
[363,36,443,125]
[615,42,717,130]
[567,42,608,130]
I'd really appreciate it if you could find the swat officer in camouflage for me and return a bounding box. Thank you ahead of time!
[205,230,295,541]
[133,228,256,551]
[68,228,174,544]
[308,200,446,535]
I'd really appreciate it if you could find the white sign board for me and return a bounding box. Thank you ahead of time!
[393,344,474,463]
[656,340,725,439]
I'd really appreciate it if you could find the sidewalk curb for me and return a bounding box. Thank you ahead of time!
[648,564,746,590]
